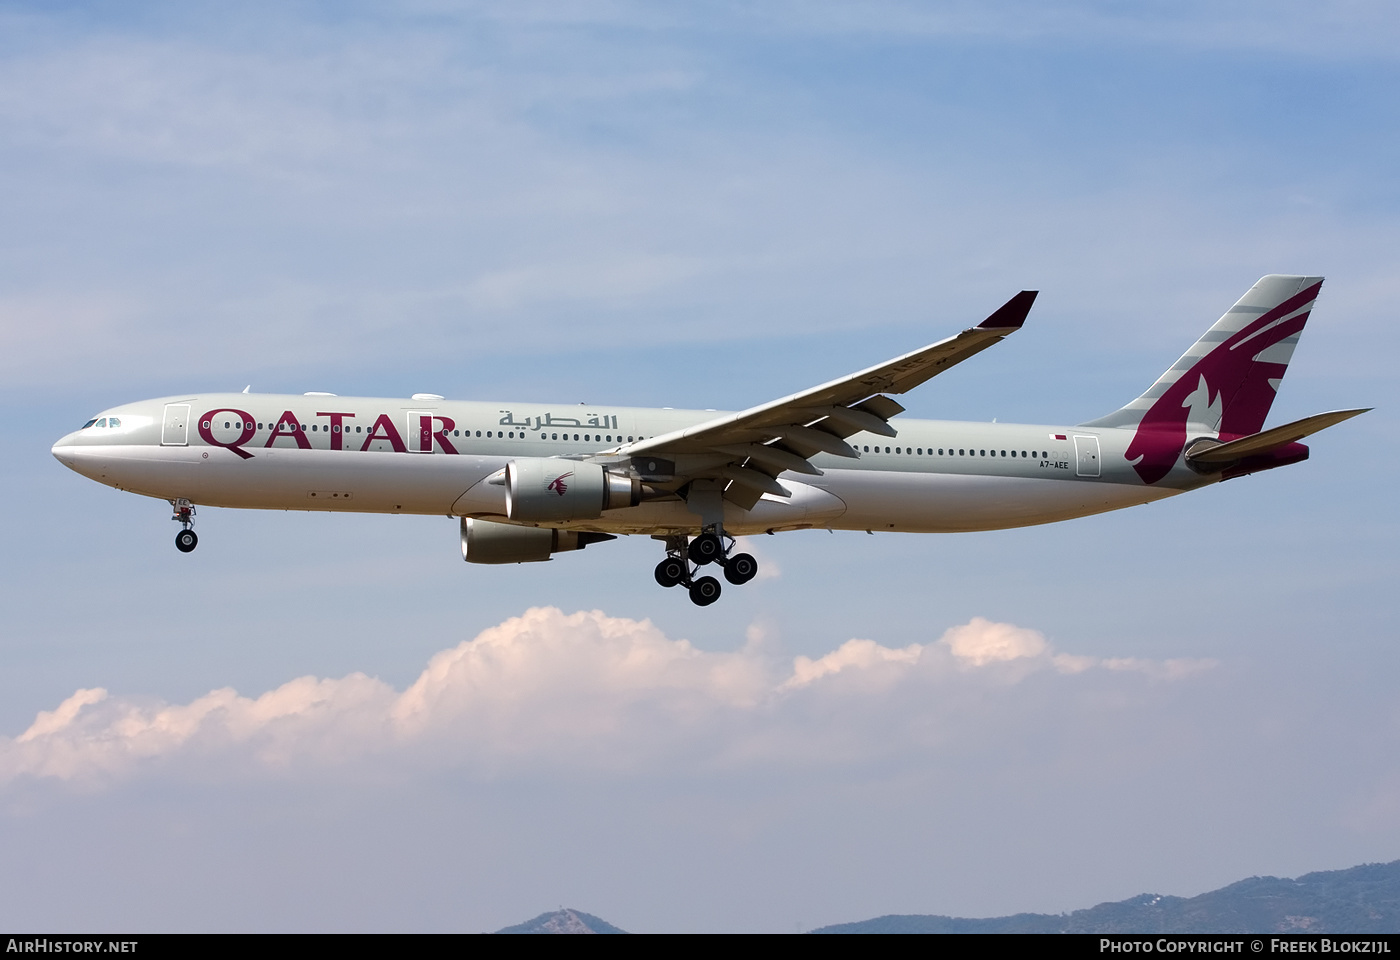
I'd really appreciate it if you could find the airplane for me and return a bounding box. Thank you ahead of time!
[52,274,1368,607]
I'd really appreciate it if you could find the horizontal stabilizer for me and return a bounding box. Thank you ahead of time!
[1186,408,1371,463]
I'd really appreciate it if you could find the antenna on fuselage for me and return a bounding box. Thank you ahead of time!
[242,385,250,394]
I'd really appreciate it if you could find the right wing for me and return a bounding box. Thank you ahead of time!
[612,291,1038,506]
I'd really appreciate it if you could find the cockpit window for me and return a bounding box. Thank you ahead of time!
[82,419,99,429]
[94,418,106,428]
[107,417,120,428]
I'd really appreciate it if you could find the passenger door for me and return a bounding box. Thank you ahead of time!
[1074,435,1101,477]
[161,404,190,446]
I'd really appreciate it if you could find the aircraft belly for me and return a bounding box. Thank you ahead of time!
[816,469,1176,532]
[95,446,500,515]
[85,445,1171,531]
[732,482,848,533]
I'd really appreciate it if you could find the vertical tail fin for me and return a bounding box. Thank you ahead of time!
[1083,275,1324,484]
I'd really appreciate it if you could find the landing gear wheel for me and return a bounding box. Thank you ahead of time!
[654,557,686,588]
[175,529,198,553]
[689,576,721,606]
[690,533,724,565]
[724,552,758,585]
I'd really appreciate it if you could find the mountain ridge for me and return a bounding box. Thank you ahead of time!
[810,860,1400,934]
[494,908,628,934]
[490,859,1400,933]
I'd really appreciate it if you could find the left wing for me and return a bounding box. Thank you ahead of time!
[613,291,1037,507]
[1185,408,1371,463]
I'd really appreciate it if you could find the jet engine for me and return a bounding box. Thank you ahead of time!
[460,518,616,564]
[504,458,641,522]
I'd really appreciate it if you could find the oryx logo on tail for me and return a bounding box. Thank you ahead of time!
[1083,275,1323,484]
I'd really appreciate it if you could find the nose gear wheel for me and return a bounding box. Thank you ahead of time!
[170,499,198,553]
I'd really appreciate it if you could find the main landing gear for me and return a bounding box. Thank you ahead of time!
[172,499,198,553]
[653,530,758,606]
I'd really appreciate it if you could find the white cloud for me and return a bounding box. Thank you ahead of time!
[941,616,1047,666]
[785,638,921,690]
[1100,657,1220,681]
[17,687,107,743]
[0,608,1213,789]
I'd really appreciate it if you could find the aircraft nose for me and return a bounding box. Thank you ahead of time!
[51,432,79,467]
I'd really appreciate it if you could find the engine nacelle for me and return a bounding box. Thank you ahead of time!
[505,458,639,522]
[460,518,615,564]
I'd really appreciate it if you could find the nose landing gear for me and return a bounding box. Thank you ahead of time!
[171,499,198,553]
[653,529,759,605]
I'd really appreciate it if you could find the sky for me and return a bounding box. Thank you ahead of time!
[0,0,1398,933]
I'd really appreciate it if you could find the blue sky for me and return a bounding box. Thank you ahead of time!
[1,1,1397,932]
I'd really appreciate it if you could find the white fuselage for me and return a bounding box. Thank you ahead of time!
[51,393,1207,537]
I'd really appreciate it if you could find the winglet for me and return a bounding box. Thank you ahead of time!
[977,290,1038,330]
